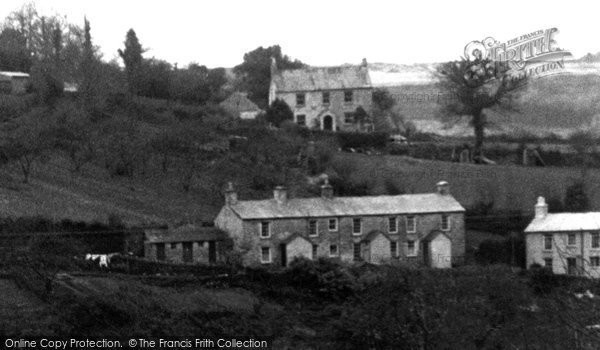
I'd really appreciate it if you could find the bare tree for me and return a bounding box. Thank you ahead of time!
[437,58,523,162]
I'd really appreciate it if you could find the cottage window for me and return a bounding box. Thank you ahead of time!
[322,92,330,104]
[312,244,318,259]
[344,90,353,102]
[344,112,355,124]
[543,234,552,250]
[296,93,305,106]
[406,216,416,233]
[260,221,271,238]
[592,232,600,248]
[329,244,339,257]
[353,243,362,261]
[441,214,450,231]
[296,114,306,126]
[352,218,362,235]
[544,258,553,269]
[390,241,398,258]
[170,243,177,249]
[388,217,398,233]
[328,218,338,231]
[309,219,318,237]
[567,233,576,246]
[591,257,600,267]
[407,240,416,256]
[260,247,271,264]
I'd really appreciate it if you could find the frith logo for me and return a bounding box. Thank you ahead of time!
[464,28,572,79]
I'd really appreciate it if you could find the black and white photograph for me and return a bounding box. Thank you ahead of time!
[0,0,599,348]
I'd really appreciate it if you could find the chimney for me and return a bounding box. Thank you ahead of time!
[224,182,237,206]
[535,196,548,219]
[270,56,277,78]
[273,186,287,205]
[321,176,334,199]
[436,181,450,195]
[361,58,368,68]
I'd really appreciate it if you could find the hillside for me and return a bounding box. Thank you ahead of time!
[369,61,600,137]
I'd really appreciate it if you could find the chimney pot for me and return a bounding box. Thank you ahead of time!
[273,186,287,204]
[436,181,450,195]
[535,196,548,219]
[321,176,334,199]
[225,182,237,206]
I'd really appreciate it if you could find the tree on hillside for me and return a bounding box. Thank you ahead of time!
[233,45,305,108]
[2,109,52,183]
[437,58,523,162]
[79,17,102,111]
[138,58,172,100]
[265,98,293,127]
[564,181,590,212]
[0,28,31,72]
[118,29,144,96]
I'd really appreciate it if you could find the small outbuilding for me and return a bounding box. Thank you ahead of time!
[0,71,30,94]
[219,92,262,120]
[363,230,393,264]
[421,230,452,268]
[144,225,230,264]
[280,232,313,267]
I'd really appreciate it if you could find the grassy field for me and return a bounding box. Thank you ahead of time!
[338,153,599,214]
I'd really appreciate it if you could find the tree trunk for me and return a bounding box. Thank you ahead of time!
[472,110,485,162]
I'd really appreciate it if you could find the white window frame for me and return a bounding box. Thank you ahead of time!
[260,247,271,264]
[322,91,330,104]
[296,93,305,106]
[441,214,450,231]
[592,232,600,249]
[296,114,306,126]
[344,90,353,103]
[543,234,553,251]
[328,218,338,232]
[388,216,398,234]
[329,244,339,257]
[567,233,576,246]
[406,240,417,257]
[352,218,362,235]
[259,221,271,239]
[308,219,318,237]
[406,215,416,233]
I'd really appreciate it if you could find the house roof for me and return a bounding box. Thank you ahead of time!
[362,230,390,243]
[0,71,29,79]
[422,229,450,241]
[228,193,465,220]
[281,232,311,245]
[525,213,600,233]
[219,92,261,114]
[145,224,228,243]
[272,65,371,92]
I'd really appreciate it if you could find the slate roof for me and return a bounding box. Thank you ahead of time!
[145,224,228,243]
[220,92,261,114]
[525,213,600,233]
[362,230,390,243]
[228,193,465,220]
[422,229,450,241]
[272,65,371,92]
[0,71,29,79]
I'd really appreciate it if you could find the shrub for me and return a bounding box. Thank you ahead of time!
[337,131,388,150]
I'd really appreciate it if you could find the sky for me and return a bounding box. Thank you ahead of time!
[0,0,598,68]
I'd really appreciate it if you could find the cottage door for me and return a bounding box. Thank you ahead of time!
[156,243,165,261]
[567,257,577,275]
[280,244,287,267]
[183,242,193,263]
[208,241,217,264]
[323,115,333,131]
[422,241,430,267]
